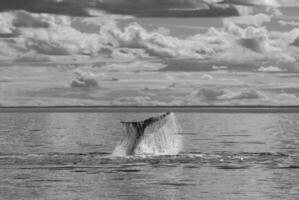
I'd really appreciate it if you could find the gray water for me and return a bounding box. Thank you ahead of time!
[0,112,299,200]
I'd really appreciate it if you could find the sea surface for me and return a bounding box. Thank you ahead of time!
[0,112,299,200]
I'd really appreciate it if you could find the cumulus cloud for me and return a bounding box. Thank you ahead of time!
[225,14,271,27]
[0,5,298,71]
[71,70,99,88]
[279,20,299,27]
[258,65,286,72]
[219,89,265,100]
[107,23,215,59]
[192,88,226,102]
[0,12,16,36]
[191,87,265,102]
[0,10,69,33]
[0,11,113,61]
[110,48,150,60]
[210,20,299,64]
[186,86,299,105]
[22,16,106,56]
[274,93,299,104]
[0,11,49,37]
[111,95,185,105]
[112,96,166,105]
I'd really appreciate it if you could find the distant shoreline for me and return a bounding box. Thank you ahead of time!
[1,106,299,113]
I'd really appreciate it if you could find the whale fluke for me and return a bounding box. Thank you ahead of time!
[112,112,182,156]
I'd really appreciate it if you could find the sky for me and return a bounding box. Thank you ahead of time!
[0,0,299,106]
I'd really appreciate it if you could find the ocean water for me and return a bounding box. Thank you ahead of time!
[0,112,299,200]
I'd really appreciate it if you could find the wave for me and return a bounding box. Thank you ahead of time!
[0,152,294,170]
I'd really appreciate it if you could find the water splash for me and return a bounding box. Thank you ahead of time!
[112,112,182,157]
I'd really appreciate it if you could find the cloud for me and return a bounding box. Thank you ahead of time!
[0,0,254,18]
[100,3,245,18]
[0,12,16,35]
[22,16,105,56]
[274,93,299,104]
[0,12,112,60]
[292,37,299,47]
[0,7,298,72]
[220,0,299,7]
[187,86,299,105]
[0,0,92,16]
[110,48,150,60]
[210,20,299,64]
[192,88,226,102]
[15,54,51,62]
[0,11,55,37]
[191,87,265,102]
[113,96,151,104]
[101,61,166,72]
[212,65,228,70]
[26,39,72,56]
[219,89,265,100]
[225,14,271,27]
[278,20,299,27]
[201,74,214,79]
[111,95,184,106]
[258,65,286,72]
[107,22,215,59]
[238,38,265,53]
[13,11,49,28]
[0,0,297,19]
[70,69,99,88]
[0,76,12,82]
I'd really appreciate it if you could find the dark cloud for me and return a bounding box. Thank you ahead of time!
[15,54,51,62]
[292,37,299,47]
[220,0,299,7]
[1,0,297,18]
[0,0,248,18]
[97,0,243,17]
[195,88,226,102]
[97,0,209,11]
[13,11,49,28]
[0,11,49,38]
[238,38,264,52]
[71,70,99,88]
[102,5,241,18]
[0,31,19,38]
[220,0,264,7]
[0,0,92,16]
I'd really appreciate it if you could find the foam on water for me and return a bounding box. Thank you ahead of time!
[0,152,294,168]
[112,112,182,157]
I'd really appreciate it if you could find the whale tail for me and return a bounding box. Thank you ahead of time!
[112,112,182,156]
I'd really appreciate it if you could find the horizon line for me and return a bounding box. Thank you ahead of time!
[1,105,299,113]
